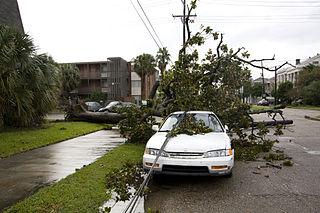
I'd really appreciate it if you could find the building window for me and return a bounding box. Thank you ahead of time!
[312,61,319,65]
[132,80,141,87]
[102,65,108,72]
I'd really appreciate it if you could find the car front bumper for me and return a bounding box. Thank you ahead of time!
[143,153,234,176]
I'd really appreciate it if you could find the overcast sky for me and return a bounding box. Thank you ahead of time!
[17,0,320,79]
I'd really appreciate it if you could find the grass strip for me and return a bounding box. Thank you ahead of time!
[4,143,145,213]
[250,105,271,110]
[287,105,320,111]
[0,122,112,158]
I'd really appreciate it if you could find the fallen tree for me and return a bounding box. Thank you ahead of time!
[65,102,125,124]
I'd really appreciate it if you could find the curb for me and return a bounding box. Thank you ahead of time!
[304,115,320,121]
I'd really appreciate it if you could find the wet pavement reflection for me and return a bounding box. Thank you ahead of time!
[0,129,125,211]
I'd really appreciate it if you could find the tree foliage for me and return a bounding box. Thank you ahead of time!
[154,23,285,160]
[156,47,170,78]
[86,91,107,103]
[296,64,320,105]
[60,63,80,92]
[0,25,61,128]
[251,83,264,97]
[133,53,157,99]
[302,80,320,106]
[133,53,157,77]
[296,64,320,89]
[276,81,293,104]
[117,105,156,144]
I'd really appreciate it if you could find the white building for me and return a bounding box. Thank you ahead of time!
[277,54,320,86]
[131,71,141,104]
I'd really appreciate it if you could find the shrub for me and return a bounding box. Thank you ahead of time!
[302,80,320,106]
[118,106,156,144]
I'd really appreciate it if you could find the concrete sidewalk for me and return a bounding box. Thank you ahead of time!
[0,129,125,211]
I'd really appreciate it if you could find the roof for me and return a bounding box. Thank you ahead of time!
[278,53,320,76]
[297,54,320,68]
[0,0,24,32]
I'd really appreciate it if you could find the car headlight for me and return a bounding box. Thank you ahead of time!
[145,148,168,157]
[204,149,233,158]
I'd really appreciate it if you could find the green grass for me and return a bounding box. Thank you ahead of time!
[316,115,320,119]
[287,105,320,111]
[5,143,145,213]
[250,105,271,110]
[48,110,65,114]
[0,122,112,158]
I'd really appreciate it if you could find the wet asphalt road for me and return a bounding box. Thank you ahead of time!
[144,108,320,213]
[0,129,125,211]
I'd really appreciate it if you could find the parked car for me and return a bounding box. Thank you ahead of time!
[85,101,102,112]
[98,101,135,112]
[257,99,269,106]
[143,111,234,176]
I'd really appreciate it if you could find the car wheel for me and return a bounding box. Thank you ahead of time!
[225,171,232,178]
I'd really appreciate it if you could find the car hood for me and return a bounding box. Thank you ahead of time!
[146,132,231,153]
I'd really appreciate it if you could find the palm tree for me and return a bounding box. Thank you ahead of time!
[156,47,171,79]
[133,53,157,100]
[0,25,61,128]
[60,63,81,93]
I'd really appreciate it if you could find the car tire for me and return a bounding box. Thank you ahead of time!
[225,171,232,178]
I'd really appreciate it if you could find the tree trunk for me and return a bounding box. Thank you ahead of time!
[65,103,126,124]
[148,80,160,99]
[141,74,146,100]
[66,111,126,124]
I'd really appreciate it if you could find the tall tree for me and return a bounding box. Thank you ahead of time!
[156,47,170,79]
[251,83,265,97]
[133,53,157,100]
[296,64,320,89]
[277,81,293,104]
[0,25,61,128]
[60,63,80,93]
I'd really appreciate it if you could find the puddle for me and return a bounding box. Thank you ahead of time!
[277,136,296,142]
[306,151,320,155]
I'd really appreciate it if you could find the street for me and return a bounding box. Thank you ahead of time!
[144,108,320,213]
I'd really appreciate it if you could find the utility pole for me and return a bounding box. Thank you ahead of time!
[183,0,186,47]
[172,0,196,54]
[274,66,277,106]
[261,61,265,98]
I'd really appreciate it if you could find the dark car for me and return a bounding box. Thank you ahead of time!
[98,101,135,112]
[85,101,102,112]
[257,99,269,106]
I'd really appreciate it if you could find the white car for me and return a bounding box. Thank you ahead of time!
[143,111,234,176]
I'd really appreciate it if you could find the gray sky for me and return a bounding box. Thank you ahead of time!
[17,0,320,79]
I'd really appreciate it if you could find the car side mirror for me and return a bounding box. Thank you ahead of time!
[224,125,229,133]
[152,125,159,132]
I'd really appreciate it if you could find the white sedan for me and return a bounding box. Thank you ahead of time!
[143,111,234,176]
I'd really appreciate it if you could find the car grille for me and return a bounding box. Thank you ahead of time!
[167,152,204,159]
[162,165,209,173]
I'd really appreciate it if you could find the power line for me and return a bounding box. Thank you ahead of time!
[129,0,161,49]
[201,2,320,8]
[136,0,164,48]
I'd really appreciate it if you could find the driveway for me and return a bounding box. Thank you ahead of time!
[144,108,320,212]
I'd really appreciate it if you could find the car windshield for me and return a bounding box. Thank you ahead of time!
[159,113,223,132]
[107,101,119,107]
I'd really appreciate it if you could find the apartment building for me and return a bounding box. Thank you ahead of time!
[72,57,132,101]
